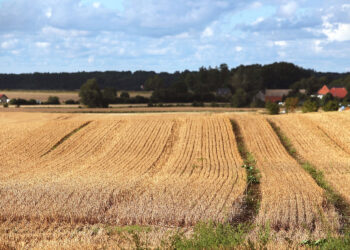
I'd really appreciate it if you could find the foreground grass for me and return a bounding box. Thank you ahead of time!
[3,220,350,249]
[168,222,248,249]
[166,222,275,249]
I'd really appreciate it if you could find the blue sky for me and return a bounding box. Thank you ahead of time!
[0,0,350,73]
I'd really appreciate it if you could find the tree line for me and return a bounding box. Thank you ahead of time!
[2,62,350,108]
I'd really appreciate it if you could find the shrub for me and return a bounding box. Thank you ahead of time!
[265,101,280,115]
[10,98,37,105]
[302,100,319,113]
[120,91,130,99]
[64,99,79,104]
[46,96,60,104]
[323,100,339,112]
[192,101,204,107]
[130,95,149,104]
[321,93,334,106]
[285,97,299,113]
[3,102,8,108]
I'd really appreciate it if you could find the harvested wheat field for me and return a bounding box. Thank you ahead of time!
[270,113,350,206]
[0,112,247,248]
[304,112,350,154]
[0,111,349,248]
[229,114,340,240]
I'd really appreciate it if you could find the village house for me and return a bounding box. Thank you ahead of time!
[0,94,9,103]
[255,89,306,103]
[317,85,348,99]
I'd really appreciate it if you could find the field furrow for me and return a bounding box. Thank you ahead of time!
[231,114,339,239]
[270,114,350,204]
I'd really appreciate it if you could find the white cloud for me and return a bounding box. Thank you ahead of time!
[342,4,350,10]
[1,0,350,73]
[278,2,298,17]
[88,56,94,63]
[11,50,21,55]
[45,8,52,18]
[171,32,190,39]
[278,51,287,58]
[1,39,18,49]
[250,2,262,9]
[202,27,214,38]
[235,46,243,52]
[274,40,287,47]
[35,42,50,48]
[313,40,323,53]
[42,26,89,37]
[118,48,125,55]
[93,2,101,8]
[252,17,264,25]
[146,47,171,55]
[323,22,350,42]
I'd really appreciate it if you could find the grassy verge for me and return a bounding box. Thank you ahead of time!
[230,120,261,224]
[267,119,350,247]
[41,121,92,157]
[167,221,272,249]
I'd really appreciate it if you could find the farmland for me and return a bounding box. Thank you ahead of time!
[0,111,350,248]
[0,90,152,102]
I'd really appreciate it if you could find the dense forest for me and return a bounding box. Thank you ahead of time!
[1,62,350,106]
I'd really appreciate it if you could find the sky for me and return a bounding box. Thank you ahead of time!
[0,0,350,73]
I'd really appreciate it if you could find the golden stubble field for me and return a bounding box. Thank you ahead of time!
[0,111,349,248]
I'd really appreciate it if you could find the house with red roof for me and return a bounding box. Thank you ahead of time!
[317,85,348,99]
[330,87,348,99]
[318,85,330,96]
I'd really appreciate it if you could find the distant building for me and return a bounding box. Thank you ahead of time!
[256,89,306,103]
[216,88,231,97]
[317,85,348,99]
[317,85,330,96]
[0,94,8,103]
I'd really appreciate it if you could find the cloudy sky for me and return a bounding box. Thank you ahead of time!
[0,0,350,73]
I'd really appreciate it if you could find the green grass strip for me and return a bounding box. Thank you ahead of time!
[230,120,261,224]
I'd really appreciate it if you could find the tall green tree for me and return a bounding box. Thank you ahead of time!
[79,78,106,108]
[231,88,248,107]
[220,63,230,86]
[144,75,164,90]
[184,73,198,91]
[102,87,117,104]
